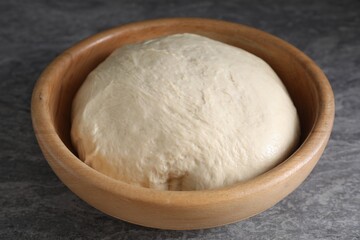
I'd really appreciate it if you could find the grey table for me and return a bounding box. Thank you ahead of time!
[1,0,359,239]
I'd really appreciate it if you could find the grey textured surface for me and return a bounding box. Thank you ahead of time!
[1,0,359,239]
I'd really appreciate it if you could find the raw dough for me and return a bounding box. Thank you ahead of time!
[71,33,300,191]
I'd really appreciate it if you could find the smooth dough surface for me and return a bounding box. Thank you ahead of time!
[71,33,300,191]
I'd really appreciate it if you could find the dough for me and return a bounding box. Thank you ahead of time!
[71,33,300,191]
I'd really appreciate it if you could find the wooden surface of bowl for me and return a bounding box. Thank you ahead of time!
[31,18,334,230]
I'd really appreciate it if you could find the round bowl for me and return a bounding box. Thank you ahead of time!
[31,18,334,230]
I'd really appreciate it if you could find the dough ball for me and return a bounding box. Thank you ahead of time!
[71,33,300,191]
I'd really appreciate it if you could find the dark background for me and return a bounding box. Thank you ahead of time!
[1,0,359,239]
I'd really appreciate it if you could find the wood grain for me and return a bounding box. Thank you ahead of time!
[31,18,334,230]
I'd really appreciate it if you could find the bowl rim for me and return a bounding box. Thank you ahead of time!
[31,17,335,207]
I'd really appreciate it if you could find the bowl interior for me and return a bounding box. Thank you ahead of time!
[48,21,319,168]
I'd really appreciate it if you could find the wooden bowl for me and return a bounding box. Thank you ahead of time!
[31,18,334,230]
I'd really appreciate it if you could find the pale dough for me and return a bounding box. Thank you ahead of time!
[71,33,300,191]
